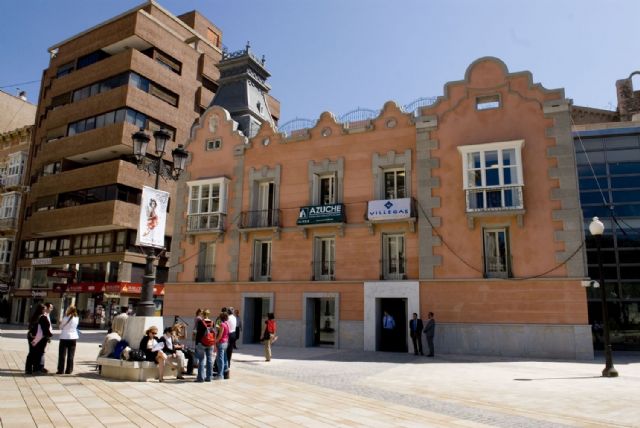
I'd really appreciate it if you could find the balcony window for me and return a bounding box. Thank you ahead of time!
[0,192,20,219]
[483,228,511,278]
[458,140,524,212]
[187,178,228,232]
[382,234,405,280]
[5,151,26,187]
[384,169,406,199]
[0,239,12,264]
[252,240,271,281]
[319,175,336,205]
[313,237,335,280]
[196,242,215,282]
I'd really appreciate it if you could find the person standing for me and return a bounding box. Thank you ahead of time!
[233,308,242,349]
[226,307,237,368]
[38,303,54,373]
[25,304,49,374]
[263,312,277,362]
[424,312,436,357]
[409,313,424,356]
[57,306,79,374]
[214,312,230,379]
[194,309,214,382]
[381,310,395,352]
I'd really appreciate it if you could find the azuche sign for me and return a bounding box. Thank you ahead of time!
[297,203,346,225]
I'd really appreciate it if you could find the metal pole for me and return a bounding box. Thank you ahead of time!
[136,149,161,317]
[596,234,618,377]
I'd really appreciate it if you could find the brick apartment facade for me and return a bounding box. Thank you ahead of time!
[166,57,592,359]
[12,1,227,326]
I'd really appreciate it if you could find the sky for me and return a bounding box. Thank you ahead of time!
[1,0,640,126]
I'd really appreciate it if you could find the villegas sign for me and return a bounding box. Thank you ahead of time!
[367,198,411,221]
[297,204,345,225]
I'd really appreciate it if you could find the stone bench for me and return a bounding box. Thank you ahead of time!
[97,357,158,381]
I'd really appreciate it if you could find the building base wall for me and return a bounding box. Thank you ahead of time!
[437,323,594,360]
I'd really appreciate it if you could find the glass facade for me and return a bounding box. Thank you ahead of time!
[574,128,640,350]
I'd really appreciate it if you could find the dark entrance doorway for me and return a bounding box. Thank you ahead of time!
[305,297,336,347]
[243,297,270,344]
[377,297,408,352]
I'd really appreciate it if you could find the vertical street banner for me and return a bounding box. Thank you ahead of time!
[136,186,170,248]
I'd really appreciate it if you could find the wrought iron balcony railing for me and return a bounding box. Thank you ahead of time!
[312,261,335,281]
[380,258,406,280]
[465,185,524,213]
[195,264,215,282]
[239,209,281,229]
[187,213,225,232]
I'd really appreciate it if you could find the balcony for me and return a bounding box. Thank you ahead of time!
[0,217,17,230]
[239,210,281,229]
[24,200,139,237]
[464,185,525,228]
[195,264,215,282]
[312,261,335,281]
[2,174,23,189]
[187,213,225,233]
[380,258,406,280]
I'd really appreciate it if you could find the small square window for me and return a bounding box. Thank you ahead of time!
[476,95,500,110]
[206,139,222,151]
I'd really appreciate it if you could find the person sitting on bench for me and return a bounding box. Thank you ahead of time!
[139,326,167,382]
[157,326,185,379]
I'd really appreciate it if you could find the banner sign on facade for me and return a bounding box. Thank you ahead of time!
[32,258,52,266]
[47,269,76,279]
[52,282,164,295]
[297,203,345,225]
[136,186,170,248]
[367,198,412,221]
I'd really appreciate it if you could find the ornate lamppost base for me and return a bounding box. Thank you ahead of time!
[602,366,619,377]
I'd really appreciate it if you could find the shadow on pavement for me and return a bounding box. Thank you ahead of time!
[514,375,602,381]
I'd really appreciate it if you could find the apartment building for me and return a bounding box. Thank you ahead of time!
[12,1,226,326]
[571,72,640,350]
[0,91,36,322]
[166,56,592,359]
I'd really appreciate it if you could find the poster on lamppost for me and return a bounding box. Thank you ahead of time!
[136,186,169,248]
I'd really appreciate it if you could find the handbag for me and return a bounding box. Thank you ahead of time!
[129,349,147,361]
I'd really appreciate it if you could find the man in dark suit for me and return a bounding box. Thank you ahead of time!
[409,313,424,355]
[424,312,436,357]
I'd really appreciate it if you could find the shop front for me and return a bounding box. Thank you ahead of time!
[52,282,165,328]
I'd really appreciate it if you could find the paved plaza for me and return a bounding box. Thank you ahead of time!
[1,325,639,428]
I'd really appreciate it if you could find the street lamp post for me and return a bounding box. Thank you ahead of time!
[131,128,188,317]
[588,216,618,377]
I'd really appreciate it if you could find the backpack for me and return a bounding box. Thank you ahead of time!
[129,349,147,361]
[201,319,215,347]
[112,339,129,359]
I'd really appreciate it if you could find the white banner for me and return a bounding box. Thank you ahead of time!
[136,186,170,248]
[367,198,411,221]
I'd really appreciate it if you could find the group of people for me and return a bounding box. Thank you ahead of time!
[139,325,188,382]
[192,306,242,382]
[25,303,79,375]
[409,312,436,357]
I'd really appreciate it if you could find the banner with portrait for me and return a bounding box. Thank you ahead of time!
[136,186,170,248]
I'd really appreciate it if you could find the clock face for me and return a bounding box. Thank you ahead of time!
[386,118,397,128]
[321,127,332,137]
[262,137,270,146]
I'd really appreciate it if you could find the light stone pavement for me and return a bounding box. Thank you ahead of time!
[1,324,639,428]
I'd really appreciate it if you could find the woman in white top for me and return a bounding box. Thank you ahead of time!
[57,306,79,375]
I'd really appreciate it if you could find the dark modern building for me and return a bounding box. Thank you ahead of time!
[572,72,640,349]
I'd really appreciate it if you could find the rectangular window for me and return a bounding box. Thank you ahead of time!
[189,183,220,214]
[5,151,27,187]
[384,169,406,199]
[154,50,182,75]
[459,140,524,212]
[56,61,74,78]
[383,234,405,280]
[483,228,510,278]
[314,237,335,280]
[319,174,336,205]
[253,240,271,281]
[476,94,500,110]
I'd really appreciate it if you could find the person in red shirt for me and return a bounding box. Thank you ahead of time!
[263,312,277,362]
